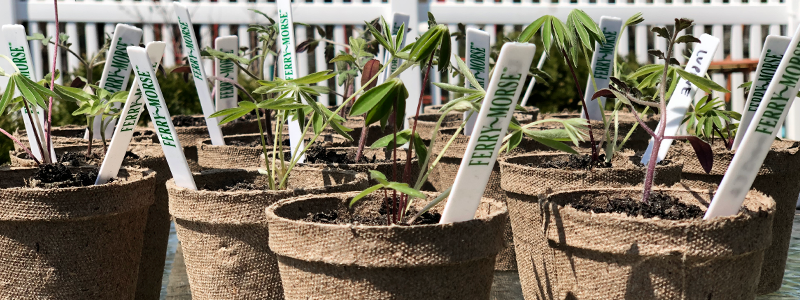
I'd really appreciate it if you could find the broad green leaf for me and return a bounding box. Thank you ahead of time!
[438,27,451,72]
[0,79,15,115]
[370,129,412,149]
[369,170,388,182]
[290,70,336,85]
[386,182,426,199]
[519,17,547,43]
[349,184,383,207]
[506,130,523,153]
[413,133,427,168]
[676,68,731,93]
[532,137,577,154]
[349,79,399,116]
[329,54,356,64]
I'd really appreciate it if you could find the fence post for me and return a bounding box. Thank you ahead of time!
[0,1,16,26]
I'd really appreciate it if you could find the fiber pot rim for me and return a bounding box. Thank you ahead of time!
[265,190,508,267]
[0,166,156,221]
[498,151,681,175]
[264,146,417,167]
[540,186,774,258]
[167,167,367,224]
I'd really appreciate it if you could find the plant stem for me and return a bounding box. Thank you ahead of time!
[391,93,399,224]
[100,119,108,153]
[45,0,61,164]
[0,128,40,165]
[561,48,597,161]
[403,55,435,187]
[86,117,94,157]
[355,120,369,162]
[641,29,677,203]
[256,108,275,189]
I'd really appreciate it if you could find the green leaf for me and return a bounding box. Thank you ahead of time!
[349,184,384,207]
[519,17,547,43]
[505,130,522,153]
[370,129,411,149]
[290,70,336,85]
[0,78,16,115]
[676,69,731,93]
[455,53,484,91]
[349,79,398,116]
[531,137,577,154]
[438,27,451,72]
[386,182,426,199]
[413,133,427,168]
[409,25,444,63]
[365,20,393,54]
[432,82,478,94]
[329,54,356,64]
[14,75,47,109]
[369,170,388,182]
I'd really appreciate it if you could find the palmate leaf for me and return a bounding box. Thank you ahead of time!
[532,137,577,154]
[371,129,412,149]
[365,19,393,55]
[14,75,47,109]
[290,70,336,85]
[519,16,548,43]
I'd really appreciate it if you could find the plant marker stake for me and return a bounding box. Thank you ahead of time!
[440,42,536,224]
[463,28,490,136]
[731,35,791,150]
[125,46,197,190]
[521,52,548,107]
[2,24,55,162]
[277,0,306,163]
[95,42,166,185]
[214,36,239,112]
[174,2,225,146]
[86,24,143,140]
[706,25,800,219]
[580,17,623,121]
[379,13,410,84]
[641,34,720,165]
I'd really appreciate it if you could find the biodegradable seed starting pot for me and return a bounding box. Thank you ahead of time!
[429,128,553,273]
[525,187,774,300]
[498,151,683,299]
[9,143,173,300]
[667,139,800,294]
[541,111,659,151]
[169,114,262,171]
[0,166,155,299]
[167,168,368,300]
[265,191,508,300]
[15,125,158,152]
[264,146,425,187]
[410,109,539,142]
[198,133,350,170]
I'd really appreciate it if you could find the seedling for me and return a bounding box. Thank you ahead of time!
[54,84,128,155]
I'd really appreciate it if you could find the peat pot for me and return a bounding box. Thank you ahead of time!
[522,187,774,299]
[198,133,350,170]
[167,168,367,300]
[265,190,508,300]
[498,151,683,299]
[15,125,157,152]
[169,114,262,171]
[0,166,155,299]
[667,139,800,294]
[9,143,172,300]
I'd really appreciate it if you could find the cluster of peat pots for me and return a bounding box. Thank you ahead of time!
[3,107,798,300]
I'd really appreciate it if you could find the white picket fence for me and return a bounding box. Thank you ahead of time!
[2,0,800,138]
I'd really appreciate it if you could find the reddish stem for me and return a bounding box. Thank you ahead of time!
[0,128,39,165]
[45,0,60,163]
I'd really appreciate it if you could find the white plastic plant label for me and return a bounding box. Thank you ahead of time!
[440,42,536,224]
[463,28,490,136]
[277,0,306,163]
[95,42,166,185]
[174,2,225,146]
[581,16,623,121]
[706,25,800,219]
[126,46,197,190]
[2,24,55,162]
[214,35,238,112]
[88,23,142,140]
[641,34,720,165]
[731,35,791,150]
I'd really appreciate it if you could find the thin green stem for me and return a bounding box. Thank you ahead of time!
[256,108,276,189]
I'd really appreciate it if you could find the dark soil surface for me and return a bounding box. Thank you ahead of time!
[25,150,140,166]
[570,192,704,220]
[209,181,263,192]
[132,130,154,137]
[228,138,291,147]
[304,146,381,164]
[535,154,613,170]
[31,163,101,188]
[305,199,441,226]
[173,112,260,127]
